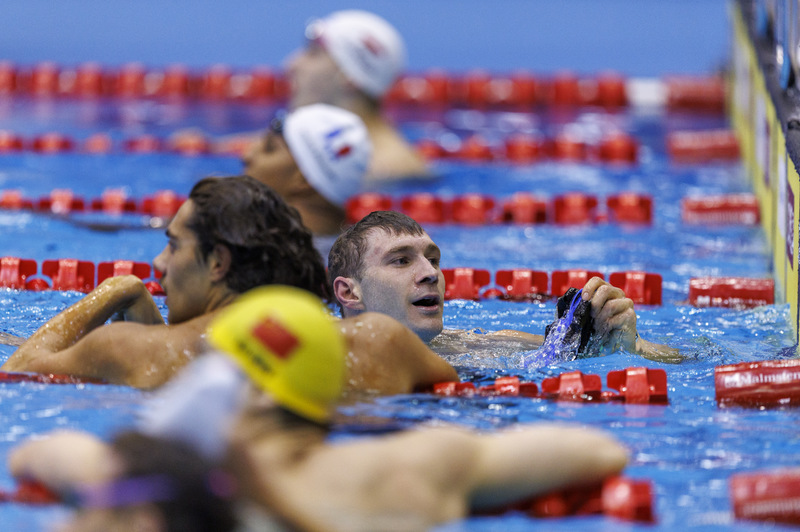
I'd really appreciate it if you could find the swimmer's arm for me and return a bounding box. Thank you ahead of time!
[340,313,458,394]
[467,424,628,510]
[3,312,209,388]
[2,275,163,372]
[8,430,115,495]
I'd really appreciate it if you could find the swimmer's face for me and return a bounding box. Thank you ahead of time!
[286,39,350,109]
[153,200,215,324]
[241,121,305,199]
[351,228,444,343]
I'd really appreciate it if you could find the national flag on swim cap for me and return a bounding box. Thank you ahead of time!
[208,285,346,423]
[305,10,406,99]
[283,103,371,207]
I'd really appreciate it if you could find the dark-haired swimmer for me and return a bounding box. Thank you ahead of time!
[0,176,330,388]
[328,211,682,363]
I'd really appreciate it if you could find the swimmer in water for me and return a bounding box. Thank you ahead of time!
[242,103,371,235]
[9,286,627,532]
[328,210,682,363]
[0,178,456,391]
[0,176,328,388]
[226,10,430,184]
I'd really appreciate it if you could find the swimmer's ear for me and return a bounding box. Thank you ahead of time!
[332,276,366,312]
[208,244,232,282]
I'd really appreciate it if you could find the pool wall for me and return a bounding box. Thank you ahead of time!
[729,0,800,341]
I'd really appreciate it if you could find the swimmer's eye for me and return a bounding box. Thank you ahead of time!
[428,257,440,268]
[389,256,410,266]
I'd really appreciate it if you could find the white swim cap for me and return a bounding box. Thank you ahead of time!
[306,10,406,99]
[283,103,371,207]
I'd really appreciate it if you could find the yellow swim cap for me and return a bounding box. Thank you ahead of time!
[208,285,346,423]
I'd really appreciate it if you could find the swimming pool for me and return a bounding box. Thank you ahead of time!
[0,90,794,532]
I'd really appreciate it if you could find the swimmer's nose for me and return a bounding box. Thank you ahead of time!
[153,246,167,273]
[417,261,440,284]
[240,139,258,168]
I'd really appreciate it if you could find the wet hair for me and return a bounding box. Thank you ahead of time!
[187,175,330,301]
[327,211,425,310]
[110,431,237,532]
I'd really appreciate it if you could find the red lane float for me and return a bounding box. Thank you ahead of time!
[0,257,36,289]
[114,62,147,98]
[731,468,800,525]
[450,193,495,224]
[140,190,185,218]
[510,476,655,522]
[499,192,547,224]
[541,371,604,402]
[665,75,726,113]
[608,271,662,305]
[37,189,85,214]
[715,359,800,408]
[429,367,668,405]
[598,132,638,164]
[689,277,774,308]
[90,188,137,214]
[82,133,114,154]
[607,367,668,404]
[400,193,446,224]
[551,269,604,296]
[345,193,394,224]
[97,260,151,284]
[681,194,759,225]
[606,193,652,224]
[504,133,546,164]
[41,259,95,293]
[667,129,739,163]
[0,190,32,209]
[31,133,74,154]
[495,269,549,300]
[0,131,24,153]
[443,268,491,300]
[123,134,163,153]
[0,61,17,94]
[553,193,598,224]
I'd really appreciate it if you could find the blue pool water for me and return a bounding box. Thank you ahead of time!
[0,96,795,532]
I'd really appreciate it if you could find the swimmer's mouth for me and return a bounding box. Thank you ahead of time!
[413,296,440,308]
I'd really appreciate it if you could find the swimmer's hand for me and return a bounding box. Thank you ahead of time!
[102,276,164,325]
[581,277,682,363]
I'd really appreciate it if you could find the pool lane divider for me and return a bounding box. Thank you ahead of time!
[2,188,761,229]
[0,257,163,295]
[0,256,773,309]
[0,126,740,165]
[348,191,760,227]
[0,128,647,165]
[0,60,726,113]
[424,366,669,405]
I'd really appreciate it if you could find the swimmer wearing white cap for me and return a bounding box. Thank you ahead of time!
[242,103,371,235]
[287,10,432,183]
